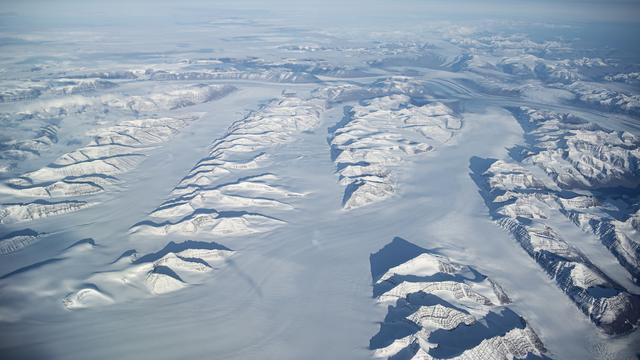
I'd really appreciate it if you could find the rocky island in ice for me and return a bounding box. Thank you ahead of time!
[328,94,462,209]
[369,237,548,359]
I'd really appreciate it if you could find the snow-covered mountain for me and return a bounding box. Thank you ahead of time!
[0,3,639,360]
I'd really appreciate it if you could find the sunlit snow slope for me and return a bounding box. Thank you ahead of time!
[0,4,639,360]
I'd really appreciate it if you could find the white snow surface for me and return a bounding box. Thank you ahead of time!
[0,7,639,360]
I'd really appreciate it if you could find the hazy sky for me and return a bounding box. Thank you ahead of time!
[1,0,639,57]
[2,0,640,29]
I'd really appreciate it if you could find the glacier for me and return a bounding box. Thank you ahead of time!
[0,2,639,360]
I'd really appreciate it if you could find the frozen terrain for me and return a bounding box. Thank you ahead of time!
[369,237,548,360]
[1,1,640,359]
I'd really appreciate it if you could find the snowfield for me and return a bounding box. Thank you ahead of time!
[0,2,639,360]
